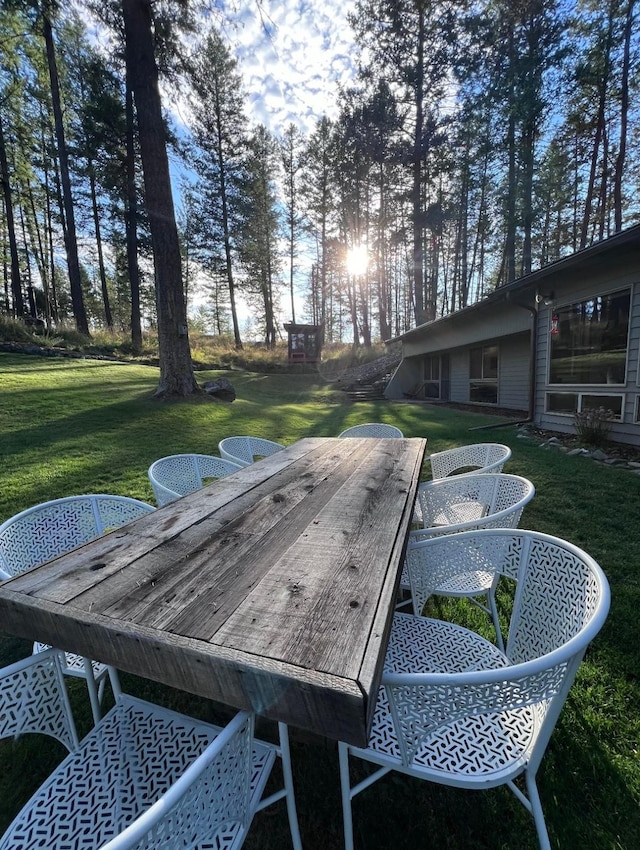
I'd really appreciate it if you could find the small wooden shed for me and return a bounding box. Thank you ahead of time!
[283,323,323,364]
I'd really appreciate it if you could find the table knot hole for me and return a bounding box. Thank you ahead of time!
[349,600,359,609]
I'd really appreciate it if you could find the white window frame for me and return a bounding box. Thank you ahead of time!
[545,391,625,421]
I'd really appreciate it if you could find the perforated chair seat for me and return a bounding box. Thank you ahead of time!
[148,453,242,506]
[0,651,302,850]
[338,423,404,438]
[365,614,521,770]
[219,436,286,467]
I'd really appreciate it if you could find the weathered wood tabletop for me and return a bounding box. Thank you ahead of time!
[0,436,426,745]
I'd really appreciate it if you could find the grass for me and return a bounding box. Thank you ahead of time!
[0,352,639,849]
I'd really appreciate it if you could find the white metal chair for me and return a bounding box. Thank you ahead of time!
[0,648,303,850]
[219,436,286,467]
[338,423,404,438]
[400,473,535,649]
[340,529,610,850]
[429,442,512,479]
[0,495,155,723]
[148,453,243,506]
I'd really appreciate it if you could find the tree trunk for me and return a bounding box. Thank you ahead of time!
[213,78,243,350]
[614,0,634,232]
[122,0,198,396]
[412,4,426,324]
[504,28,517,285]
[125,76,143,353]
[27,180,51,328]
[43,8,89,336]
[17,192,37,318]
[580,8,613,248]
[377,163,391,340]
[0,111,24,317]
[88,162,113,329]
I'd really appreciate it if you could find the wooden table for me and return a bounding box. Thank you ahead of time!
[0,437,426,746]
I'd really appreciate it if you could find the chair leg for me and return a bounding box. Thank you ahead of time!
[277,723,303,850]
[81,657,102,725]
[487,590,505,653]
[525,771,552,850]
[108,666,122,700]
[338,743,356,850]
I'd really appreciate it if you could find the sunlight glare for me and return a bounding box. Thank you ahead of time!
[346,244,369,276]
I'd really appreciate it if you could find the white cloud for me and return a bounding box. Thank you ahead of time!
[218,0,358,136]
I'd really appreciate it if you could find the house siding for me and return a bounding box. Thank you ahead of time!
[449,350,468,402]
[498,334,530,411]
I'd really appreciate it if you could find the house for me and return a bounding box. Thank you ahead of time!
[386,224,640,446]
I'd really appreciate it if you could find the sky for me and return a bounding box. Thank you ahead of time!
[176,1,361,329]
[214,0,359,136]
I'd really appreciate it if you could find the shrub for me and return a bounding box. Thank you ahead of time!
[0,315,35,343]
[574,406,615,447]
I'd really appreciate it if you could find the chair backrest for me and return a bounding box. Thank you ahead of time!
[429,442,511,479]
[412,472,534,541]
[388,529,610,772]
[0,495,155,579]
[99,706,255,850]
[338,423,404,438]
[218,436,285,467]
[0,649,78,753]
[148,454,242,506]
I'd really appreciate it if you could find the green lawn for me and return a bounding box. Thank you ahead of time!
[1,353,639,849]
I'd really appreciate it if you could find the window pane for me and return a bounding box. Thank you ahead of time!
[423,381,439,399]
[469,348,483,379]
[546,393,578,414]
[470,382,497,404]
[423,356,439,380]
[580,395,622,419]
[483,345,498,379]
[549,290,630,385]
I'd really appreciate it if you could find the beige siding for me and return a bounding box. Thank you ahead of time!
[449,349,468,402]
[498,334,530,411]
[402,301,530,358]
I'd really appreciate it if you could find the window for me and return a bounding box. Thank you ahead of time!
[546,392,623,420]
[635,397,640,423]
[423,355,440,399]
[549,289,630,385]
[469,345,498,404]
